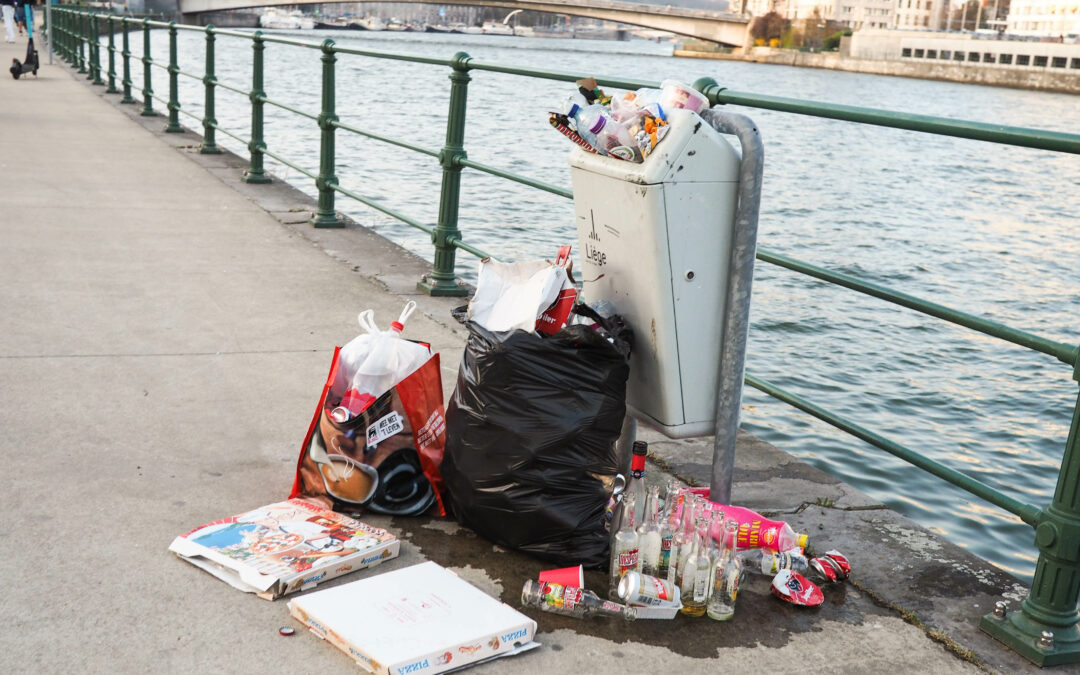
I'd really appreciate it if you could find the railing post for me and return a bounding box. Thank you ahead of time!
[77,12,86,74]
[57,10,67,63]
[120,18,135,104]
[310,39,343,228]
[90,13,103,85]
[164,22,182,133]
[199,26,222,154]
[417,51,471,297]
[242,31,272,184]
[983,364,1080,666]
[140,18,155,117]
[105,16,118,93]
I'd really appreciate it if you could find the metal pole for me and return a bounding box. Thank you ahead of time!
[164,22,182,133]
[106,16,118,93]
[242,31,272,184]
[77,12,86,74]
[120,18,135,104]
[91,13,103,85]
[982,372,1080,666]
[199,26,221,154]
[141,18,155,117]
[310,39,343,228]
[46,1,53,66]
[417,51,471,297]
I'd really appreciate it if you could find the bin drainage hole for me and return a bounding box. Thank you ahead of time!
[685,270,695,280]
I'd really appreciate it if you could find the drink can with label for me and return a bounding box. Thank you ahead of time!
[617,571,681,608]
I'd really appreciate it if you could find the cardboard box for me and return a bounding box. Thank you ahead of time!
[289,561,539,674]
[168,498,399,600]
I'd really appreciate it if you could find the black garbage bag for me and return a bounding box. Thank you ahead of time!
[441,305,632,569]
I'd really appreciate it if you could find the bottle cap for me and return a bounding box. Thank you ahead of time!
[390,321,404,333]
[632,441,648,456]
[589,114,607,134]
[796,533,808,549]
[567,102,580,118]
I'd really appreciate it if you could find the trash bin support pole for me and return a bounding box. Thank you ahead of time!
[140,18,154,117]
[982,377,1080,666]
[164,22,182,133]
[242,31,272,184]
[120,18,135,104]
[105,16,118,93]
[311,39,343,228]
[418,51,471,297]
[199,26,221,154]
[91,13,103,84]
[697,97,765,506]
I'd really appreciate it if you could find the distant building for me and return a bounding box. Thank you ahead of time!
[893,0,945,30]
[781,0,895,28]
[1006,0,1080,37]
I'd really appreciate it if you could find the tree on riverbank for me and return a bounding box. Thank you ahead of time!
[751,11,789,44]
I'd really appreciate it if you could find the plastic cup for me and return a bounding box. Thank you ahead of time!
[537,564,584,588]
[659,80,709,114]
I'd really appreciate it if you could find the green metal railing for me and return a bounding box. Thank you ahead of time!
[52,9,1080,665]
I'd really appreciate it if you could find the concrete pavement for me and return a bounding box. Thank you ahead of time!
[0,32,1050,674]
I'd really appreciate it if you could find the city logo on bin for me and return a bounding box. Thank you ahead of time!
[587,211,601,242]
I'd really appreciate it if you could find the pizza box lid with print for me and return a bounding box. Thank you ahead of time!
[168,498,399,600]
[288,561,539,675]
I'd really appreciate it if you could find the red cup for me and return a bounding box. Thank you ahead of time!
[537,564,584,588]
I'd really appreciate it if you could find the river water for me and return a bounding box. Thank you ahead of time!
[130,28,1079,581]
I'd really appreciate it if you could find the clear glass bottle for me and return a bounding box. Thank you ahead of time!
[671,494,700,587]
[735,549,810,576]
[637,485,662,576]
[522,580,637,621]
[626,441,648,526]
[679,522,710,617]
[609,491,640,600]
[707,520,741,621]
[657,479,681,580]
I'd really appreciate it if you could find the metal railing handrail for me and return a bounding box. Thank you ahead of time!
[51,8,1080,664]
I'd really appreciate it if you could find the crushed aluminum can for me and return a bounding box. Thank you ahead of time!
[772,569,824,607]
[823,550,850,578]
[810,557,838,582]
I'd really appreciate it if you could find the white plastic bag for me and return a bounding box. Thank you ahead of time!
[334,301,432,414]
[468,259,573,333]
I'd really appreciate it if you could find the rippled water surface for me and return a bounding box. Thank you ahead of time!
[135,28,1079,581]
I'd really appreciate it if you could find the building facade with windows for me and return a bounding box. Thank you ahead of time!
[1006,0,1080,37]
[779,0,896,28]
[893,0,945,30]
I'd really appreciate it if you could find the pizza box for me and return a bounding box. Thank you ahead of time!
[288,561,539,674]
[168,498,399,600]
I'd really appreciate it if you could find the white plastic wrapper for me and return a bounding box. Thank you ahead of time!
[467,259,573,333]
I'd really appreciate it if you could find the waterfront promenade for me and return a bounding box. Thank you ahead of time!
[0,38,1054,674]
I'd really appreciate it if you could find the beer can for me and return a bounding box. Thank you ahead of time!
[617,571,681,608]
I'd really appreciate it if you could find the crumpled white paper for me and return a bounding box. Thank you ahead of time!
[468,259,572,333]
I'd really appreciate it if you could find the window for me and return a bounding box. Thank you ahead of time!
[1017,54,1031,65]
[923,15,929,25]
[1034,55,1048,66]
[983,52,996,62]
[902,47,913,57]
[1051,56,1067,67]
[1071,58,1080,69]
[914,48,925,57]
[968,51,980,61]
[927,49,938,58]
[954,50,965,61]
[940,49,951,59]
[999,53,1013,64]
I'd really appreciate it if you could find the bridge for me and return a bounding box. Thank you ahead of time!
[176,0,753,47]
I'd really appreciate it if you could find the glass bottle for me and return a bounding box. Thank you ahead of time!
[637,485,662,576]
[671,494,700,586]
[707,520,741,621]
[609,491,640,600]
[657,479,681,580]
[522,580,637,621]
[679,521,710,617]
[626,441,649,526]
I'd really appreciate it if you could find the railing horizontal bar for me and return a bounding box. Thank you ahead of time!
[332,44,452,66]
[175,69,202,81]
[261,149,318,181]
[757,247,1078,367]
[745,372,1042,526]
[458,158,573,199]
[175,108,200,122]
[259,34,322,49]
[149,61,167,71]
[209,122,249,146]
[714,89,1080,155]
[214,81,249,97]
[465,59,655,91]
[262,97,319,122]
[331,184,433,234]
[449,237,492,261]
[332,120,439,158]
